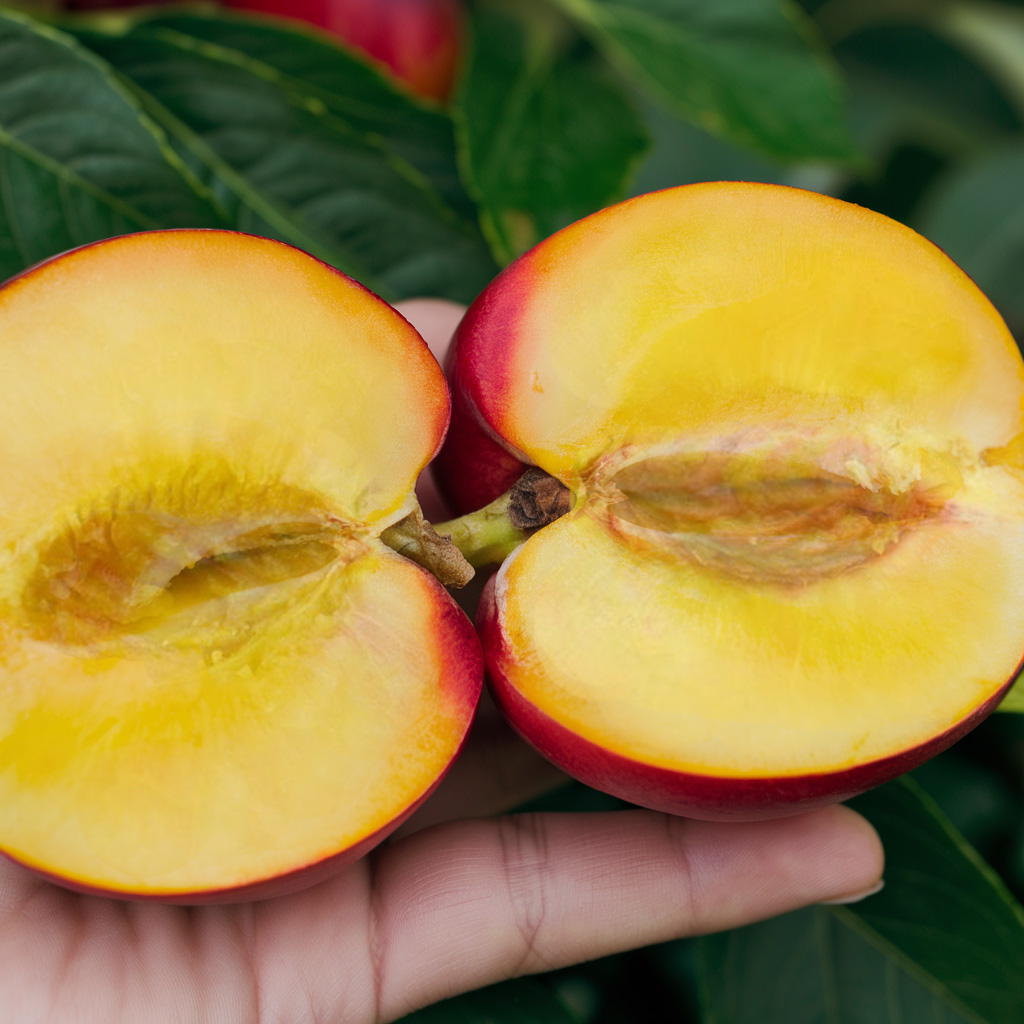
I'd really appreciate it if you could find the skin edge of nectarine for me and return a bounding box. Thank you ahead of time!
[477,575,1021,822]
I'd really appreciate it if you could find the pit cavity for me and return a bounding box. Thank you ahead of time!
[599,441,959,585]
[20,498,356,650]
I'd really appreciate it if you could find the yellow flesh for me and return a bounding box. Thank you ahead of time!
[497,487,1024,775]
[488,184,1024,775]
[0,232,464,892]
[0,550,466,892]
[495,185,1023,473]
[0,232,443,541]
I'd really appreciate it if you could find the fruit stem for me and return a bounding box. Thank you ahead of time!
[380,470,571,586]
[379,506,476,588]
[433,468,572,568]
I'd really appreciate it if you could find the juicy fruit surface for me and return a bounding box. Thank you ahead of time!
[452,183,1024,799]
[0,552,473,894]
[462,184,1023,474]
[0,231,479,896]
[490,506,1024,776]
[0,231,446,529]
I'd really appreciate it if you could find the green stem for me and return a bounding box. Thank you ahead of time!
[380,469,571,585]
[434,489,530,568]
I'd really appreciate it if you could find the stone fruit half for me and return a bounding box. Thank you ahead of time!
[0,230,481,901]
[437,182,1024,820]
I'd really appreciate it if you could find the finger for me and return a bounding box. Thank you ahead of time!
[369,805,884,1022]
[394,298,466,523]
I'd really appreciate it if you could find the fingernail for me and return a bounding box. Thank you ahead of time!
[819,879,885,905]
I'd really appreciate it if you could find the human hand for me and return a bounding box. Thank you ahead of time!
[0,300,884,1024]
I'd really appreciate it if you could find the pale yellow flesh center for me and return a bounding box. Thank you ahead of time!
[17,488,355,651]
[604,446,952,585]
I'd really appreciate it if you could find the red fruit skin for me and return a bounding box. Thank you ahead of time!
[3,579,483,904]
[479,575,1019,821]
[64,0,463,100]
[225,0,463,101]
[433,264,535,512]
[433,381,526,513]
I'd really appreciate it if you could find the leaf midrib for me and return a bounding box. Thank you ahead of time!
[120,75,376,286]
[132,24,467,228]
[0,124,161,229]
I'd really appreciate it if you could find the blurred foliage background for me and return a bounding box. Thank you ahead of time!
[3,0,1024,1019]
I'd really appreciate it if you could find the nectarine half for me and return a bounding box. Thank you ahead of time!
[0,231,481,901]
[437,182,1024,819]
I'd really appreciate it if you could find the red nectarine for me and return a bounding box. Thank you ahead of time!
[0,230,481,901]
[436,182,1024,820]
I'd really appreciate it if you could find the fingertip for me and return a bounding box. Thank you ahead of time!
[811,803,885,904]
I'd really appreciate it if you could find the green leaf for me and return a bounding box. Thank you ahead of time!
[698,906,977,1024]
[455,7,648,264]
[699,778,1024,1024]
[396,978,579,1024]
[911,749,1019,850]
[0,9,223,281]
[917,143,1024,341]
[549,0,859,164]
[96,8,476,219]
[847,778,1024,1022]
[937,1,1024,123]
[629,92,791,197]
[1000,685,1024,713]
[835,24,1020,161]
[70,13,497,302]
[997,673,1024,713]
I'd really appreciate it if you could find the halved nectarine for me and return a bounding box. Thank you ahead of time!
[0,230,481,901]
[437,182,1024,819]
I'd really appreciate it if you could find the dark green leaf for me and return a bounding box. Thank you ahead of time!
[848,778,1024,1022]
[98,9,476,218]
[997,672,1024,713]
[935,1,1024,124]
[835,25,1021,159]
[70,14,497,302]
[917,143,1024,342]
[396,977,579,1024]
[629,93,791,197]
[550,0,858,163]
[697,905,976,1024]
[455,7,648,264]
[700,778,1024,1023]
[0,10,223,281]
[910,752,1018,852]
